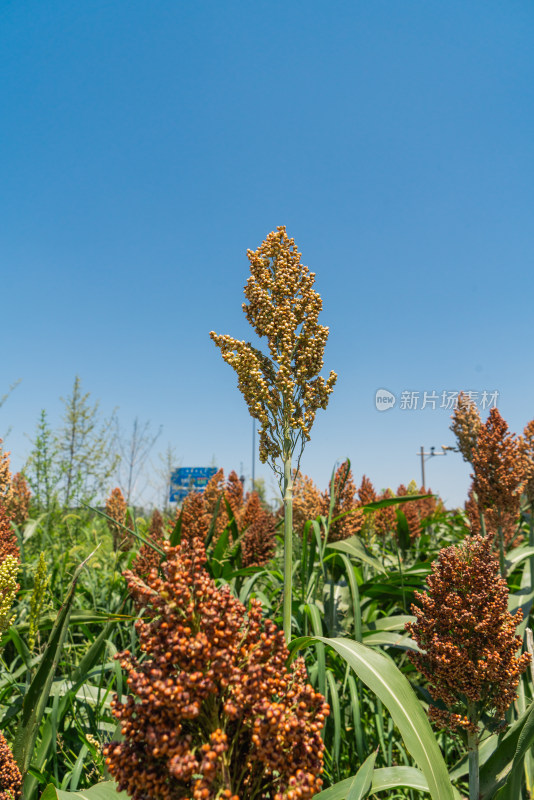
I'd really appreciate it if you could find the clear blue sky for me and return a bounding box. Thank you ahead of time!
[2,0,533,507]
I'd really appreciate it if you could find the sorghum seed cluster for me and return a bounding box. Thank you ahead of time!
[406,534,530,732]
[104,533,328,800]
[210,226,336,469]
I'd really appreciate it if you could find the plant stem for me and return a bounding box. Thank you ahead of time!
[328,565,336,635]
[467,702,479,800]
[283,450,293,643]
[396,549,406,615]
[498,524,505,578]
[529,503,534,593]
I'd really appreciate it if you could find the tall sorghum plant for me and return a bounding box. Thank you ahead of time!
[211,226,336,641]
[407,534,530,800]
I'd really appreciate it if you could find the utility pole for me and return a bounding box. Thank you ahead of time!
[418,445,455,486]
[420,445,426,488]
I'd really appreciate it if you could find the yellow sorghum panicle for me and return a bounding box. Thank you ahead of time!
[0,731,21,800]
[105,487,129,551]
[28,552,50,651]
[210,226,336,471]
[471,408,526,520]
[406,534,530,733]
[0,555,19,634]
[450,392,482,465]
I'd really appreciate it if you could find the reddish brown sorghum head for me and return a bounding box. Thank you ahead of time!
[104,534,328,800]
[226,471,244,517]
[406,534,530,733]
[0,731,21,800]
[239,492,276,567]
[0,443,13,511]
[320,462,363,542]
[0,507,19,565]
[520,419,534,504]
[373,488,397,539]
[396,484,438,541]
[131,509,166,581]
[179,491,209,543]
[358,476,377,506]
[291,472,322,534]
[465,485,519,547]
[202,470,245,540]
[356,476,378,541]
[202,469,227,537]
[450,392,482,465]
[105,488,129,551]
[471,408,526,524]
[4,473,31,527]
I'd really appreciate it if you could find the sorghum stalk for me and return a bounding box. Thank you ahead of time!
[467,701,479,800]
[211,227,336,643]
[497,522,505,578]
[520,421,534,591]
[282,425,293,640]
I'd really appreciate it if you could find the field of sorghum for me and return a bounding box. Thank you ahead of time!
[1,227,534,800]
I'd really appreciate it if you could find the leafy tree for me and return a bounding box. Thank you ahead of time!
[25,409,60,512]
[56,376,117,508]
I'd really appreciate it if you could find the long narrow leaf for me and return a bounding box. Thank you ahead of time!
[347,674,365,763]
[338,554,362,642]
[41,781,128,799]
[325,670,341,776]
[326,537,387,575]
[362,494,435,512]
[12,548,99,781]
[346,749,377,800]
[479,699,534,799]
[290,636,454,800]
[315,766,430,799]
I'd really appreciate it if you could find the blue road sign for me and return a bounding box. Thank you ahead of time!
[169,467,217,502]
